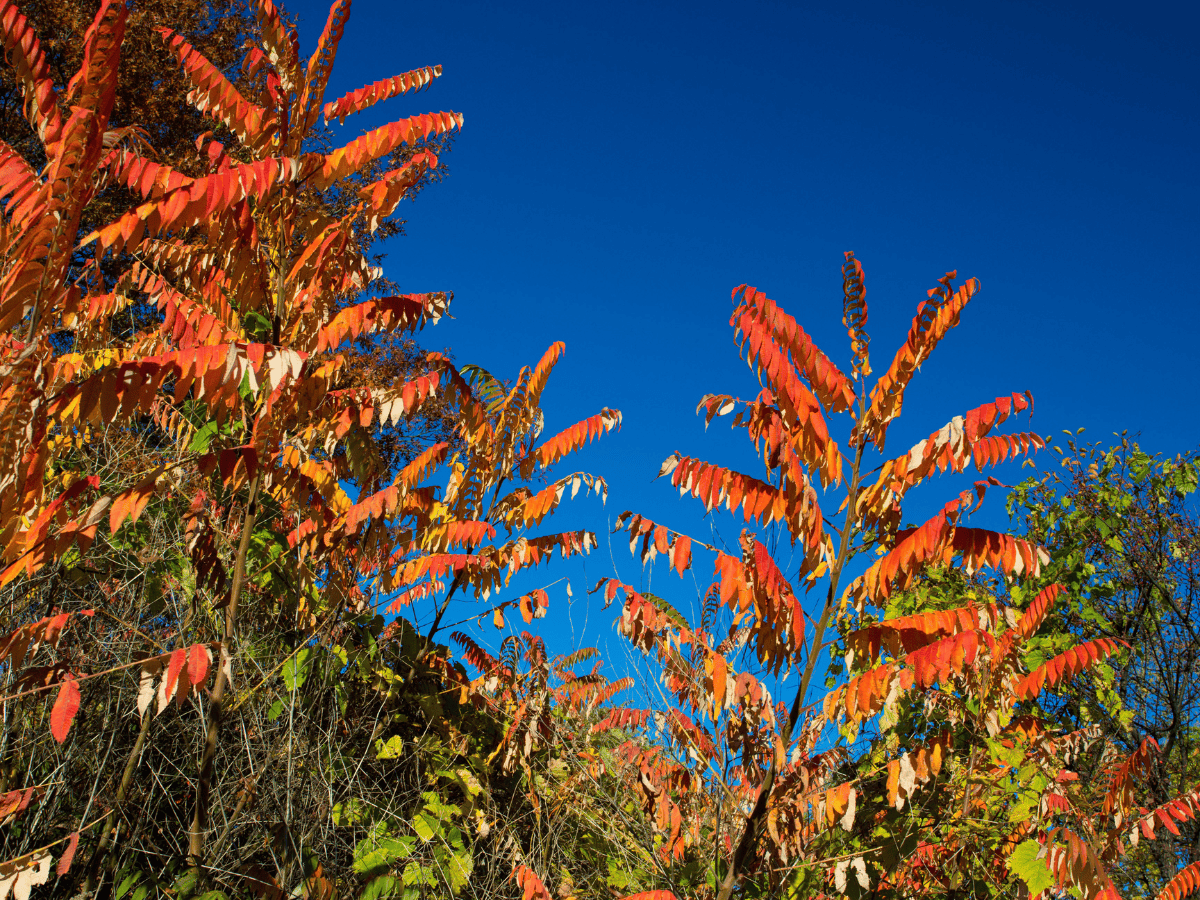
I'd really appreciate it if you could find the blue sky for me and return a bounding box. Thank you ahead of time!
[282,0,1198,665]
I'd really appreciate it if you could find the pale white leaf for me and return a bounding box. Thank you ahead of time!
[840,786,857,832]
[852,856,869,889]
[137,664,158,717]
[834,859,849,894]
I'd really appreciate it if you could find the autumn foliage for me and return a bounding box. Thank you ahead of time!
[0,1,1196,899]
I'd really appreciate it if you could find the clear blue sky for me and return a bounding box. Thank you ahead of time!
[283,0,1199,659]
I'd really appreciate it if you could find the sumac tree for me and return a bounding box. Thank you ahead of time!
[0,0,617,896]
[567,255,1200,900]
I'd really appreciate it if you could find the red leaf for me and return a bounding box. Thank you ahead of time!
[859,271,979,447]
[56,831,79,876]
[188,644,210,686]
[164,646,187,699]
[513,865,552,900]
[324,65,442,124]
[50,677,81,743]
[1014,638,1125,699]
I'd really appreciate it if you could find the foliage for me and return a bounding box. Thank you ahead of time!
[566,258,1200,900]
[0,0,459,458]
[1,0,1198,898]
[1005,438,1200,897]
[0,1,621,897]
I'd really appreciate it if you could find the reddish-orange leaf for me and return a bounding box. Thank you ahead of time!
[860,271,980,448]
[108,476,157,534]
[1158,861,1200,900]
[324,65,442,124]
[590,707,653,734]
[0,0,63,143]
[519,589,549,624]
[164,646,187,699]
[708,652,728,718]
[1014,584,1062,640]
[1014,638,1125,699]
[731,284,856,413]
[846,603,999,667]
[155,28,268,145]
[313,111,463,189]
[513,865,552,900]
[50,676,80,743]
[312,293,450,352]
[842,251,871,377]
[188,644,210,686]
[672,534,692,576]
[523,408,621,477]
[56,831,79,876]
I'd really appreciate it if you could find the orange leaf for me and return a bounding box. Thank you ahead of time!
[108,475,157,534]
[324,65,442,124]
[513,865,552,900]
[1014,638,1125,699]
[188,644,210,686]
[55,831,79,876]
[50,676,80,743]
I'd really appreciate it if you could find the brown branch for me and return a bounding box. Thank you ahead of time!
[716,408,868,900]
[187,470,262,872]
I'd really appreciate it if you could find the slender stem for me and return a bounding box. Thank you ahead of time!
[82,705,152,894]
[716,433,868,900]
[410,476,507,675]
[0,652,167,705]
[187,471,262,870]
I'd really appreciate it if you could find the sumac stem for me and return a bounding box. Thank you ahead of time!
[716,434,867,900]
[187,471,262,870]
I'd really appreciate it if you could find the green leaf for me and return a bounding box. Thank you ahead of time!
[421,792,461,821]
[1009,840,1054,895]
[640,592,690,631]
[283,648,313,692]
[353,837,416,876]
[446,848,472,893]
[360,876,402,900]
[332,798,367,826]
[459,364,508,413]
[403,861,436,887]
[242,309,272,338]
[412,811,440,842]
[607,859,635,890]
[187,421,219,454]
[375,735,404,760]
[1007,796,1036,824]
